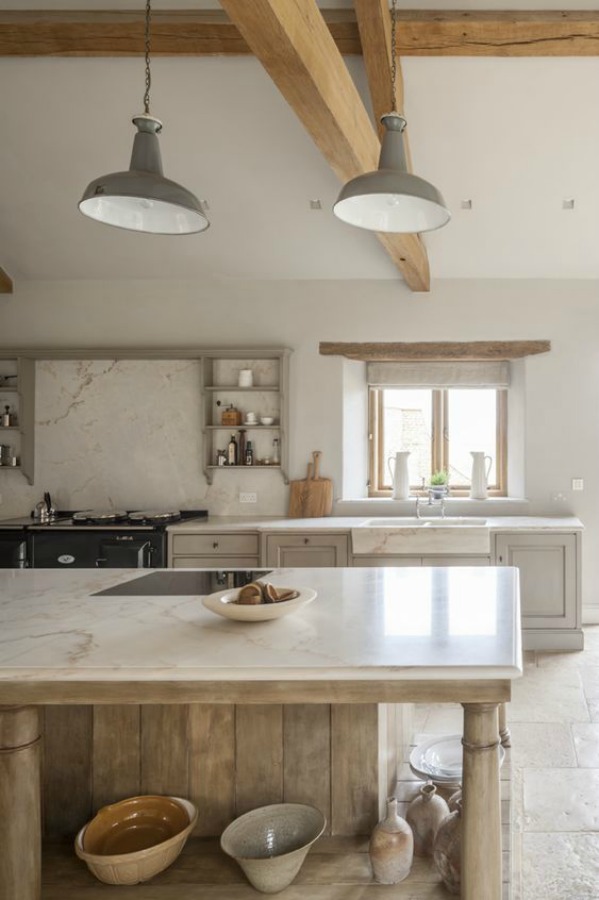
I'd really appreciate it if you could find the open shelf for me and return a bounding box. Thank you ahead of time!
[42,835,457,899]
[201,350,290,485]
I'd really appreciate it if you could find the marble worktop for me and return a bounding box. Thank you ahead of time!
[167,515,584,533]
[0,567,522,685]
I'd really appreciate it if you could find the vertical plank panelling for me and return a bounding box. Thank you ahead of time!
[331,704,379,835]
[377,704,411,820]
[188,704,235,836]
[283,704,331,832]
[42,706,93,837]
[235,705,283,815]
[141,705,189,798]
[92,705,141,812]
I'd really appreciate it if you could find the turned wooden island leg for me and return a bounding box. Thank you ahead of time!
[461,702,502,900]
[498,701,511,748]
[0,706,41,900]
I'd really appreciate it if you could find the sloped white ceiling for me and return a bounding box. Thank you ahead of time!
[1,3,599,281]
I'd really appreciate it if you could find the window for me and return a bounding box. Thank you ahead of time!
[369,387,507,496]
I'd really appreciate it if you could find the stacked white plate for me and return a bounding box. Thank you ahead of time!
[409,734,505,784]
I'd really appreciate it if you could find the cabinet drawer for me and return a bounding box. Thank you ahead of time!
[172,556,260,569]
[171,533,259,557]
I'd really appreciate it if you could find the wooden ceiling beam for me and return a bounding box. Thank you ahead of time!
[319,340,551,362]
[219,0,430,293]
[2,10,599,58]
[0,268,13,294]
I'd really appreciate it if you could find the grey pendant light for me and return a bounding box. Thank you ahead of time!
[333,0,449,234]
[79,0,208,235]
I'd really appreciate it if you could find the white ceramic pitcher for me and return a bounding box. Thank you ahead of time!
[469,451,492,500]
[388,451,411,500]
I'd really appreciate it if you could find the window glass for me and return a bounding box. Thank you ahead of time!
[382,389,432,488]
[371,386,505,495]
[447,389,497,487]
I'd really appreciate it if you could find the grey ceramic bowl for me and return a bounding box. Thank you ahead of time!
[220,803,326,893]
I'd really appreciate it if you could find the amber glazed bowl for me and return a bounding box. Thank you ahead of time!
[75,795,197,885]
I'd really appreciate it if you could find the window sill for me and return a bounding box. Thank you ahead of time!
[334,496,531,517]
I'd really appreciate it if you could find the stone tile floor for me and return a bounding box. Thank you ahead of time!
[416,626,599,900]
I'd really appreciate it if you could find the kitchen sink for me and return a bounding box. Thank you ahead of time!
[352,517,490,555]
[422,517,487,527]
[361,517,428,527]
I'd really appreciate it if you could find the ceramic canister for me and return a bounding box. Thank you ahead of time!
[406,783,450,857]
[432,798,462,895]
[368,797,413,884]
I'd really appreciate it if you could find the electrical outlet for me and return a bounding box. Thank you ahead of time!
[572,478,584,491]
[239,492,257,504]
[551,492,566,502]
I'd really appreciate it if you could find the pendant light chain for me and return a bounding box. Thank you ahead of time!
[390,0,398,113]
[143,0,152,115]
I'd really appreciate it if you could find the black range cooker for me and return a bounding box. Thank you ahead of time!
[0,508,208,568]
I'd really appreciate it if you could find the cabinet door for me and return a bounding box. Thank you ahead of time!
[352,556,422,568]
[494,533,578,628]
[264,534,349,568]
[421,556,490,567]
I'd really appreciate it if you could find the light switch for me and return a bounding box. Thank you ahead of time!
[572,478,584,491]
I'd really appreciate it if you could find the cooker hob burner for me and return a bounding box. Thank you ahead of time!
[127,510,181,524]
[72,509,129,524]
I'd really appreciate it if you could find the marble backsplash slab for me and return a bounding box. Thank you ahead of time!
[0,360,288,518]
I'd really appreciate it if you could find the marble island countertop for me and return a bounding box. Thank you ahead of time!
[0,567,522,697]
[167,514,584,533]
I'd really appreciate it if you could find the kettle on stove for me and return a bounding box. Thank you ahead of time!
[32,492,57,522]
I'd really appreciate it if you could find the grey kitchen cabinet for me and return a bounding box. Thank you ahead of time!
[494,532,582,650]
[421,556,490,567]
[168,532,260,569]
[264,533,349,568]
[352,556,423,568]
[352,555,490,567]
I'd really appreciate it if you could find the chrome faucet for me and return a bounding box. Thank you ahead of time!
[427,489,447,518]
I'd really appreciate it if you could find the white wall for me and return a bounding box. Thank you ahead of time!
[1,276,597,613]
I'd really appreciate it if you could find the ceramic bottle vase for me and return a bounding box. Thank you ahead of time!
[387,451,411,500]
[469,451,493,500]
[432,797,462,895]
[406,782,450,856]
[369,797,413,884]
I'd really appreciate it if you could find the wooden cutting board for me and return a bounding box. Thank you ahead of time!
[288,451,333,518]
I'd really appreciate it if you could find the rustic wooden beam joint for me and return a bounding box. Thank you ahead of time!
[319,340,551,362]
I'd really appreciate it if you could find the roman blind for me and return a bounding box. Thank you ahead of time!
[366,361,510,389]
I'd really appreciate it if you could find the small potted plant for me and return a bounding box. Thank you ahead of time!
[429,471,449,499]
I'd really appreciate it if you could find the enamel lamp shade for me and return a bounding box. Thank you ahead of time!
[79,114,209,235]
[333,113,450,234]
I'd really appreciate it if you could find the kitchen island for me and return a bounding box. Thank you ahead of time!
[0,566,522,900]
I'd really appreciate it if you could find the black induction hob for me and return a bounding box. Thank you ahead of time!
[92,569,272,597]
